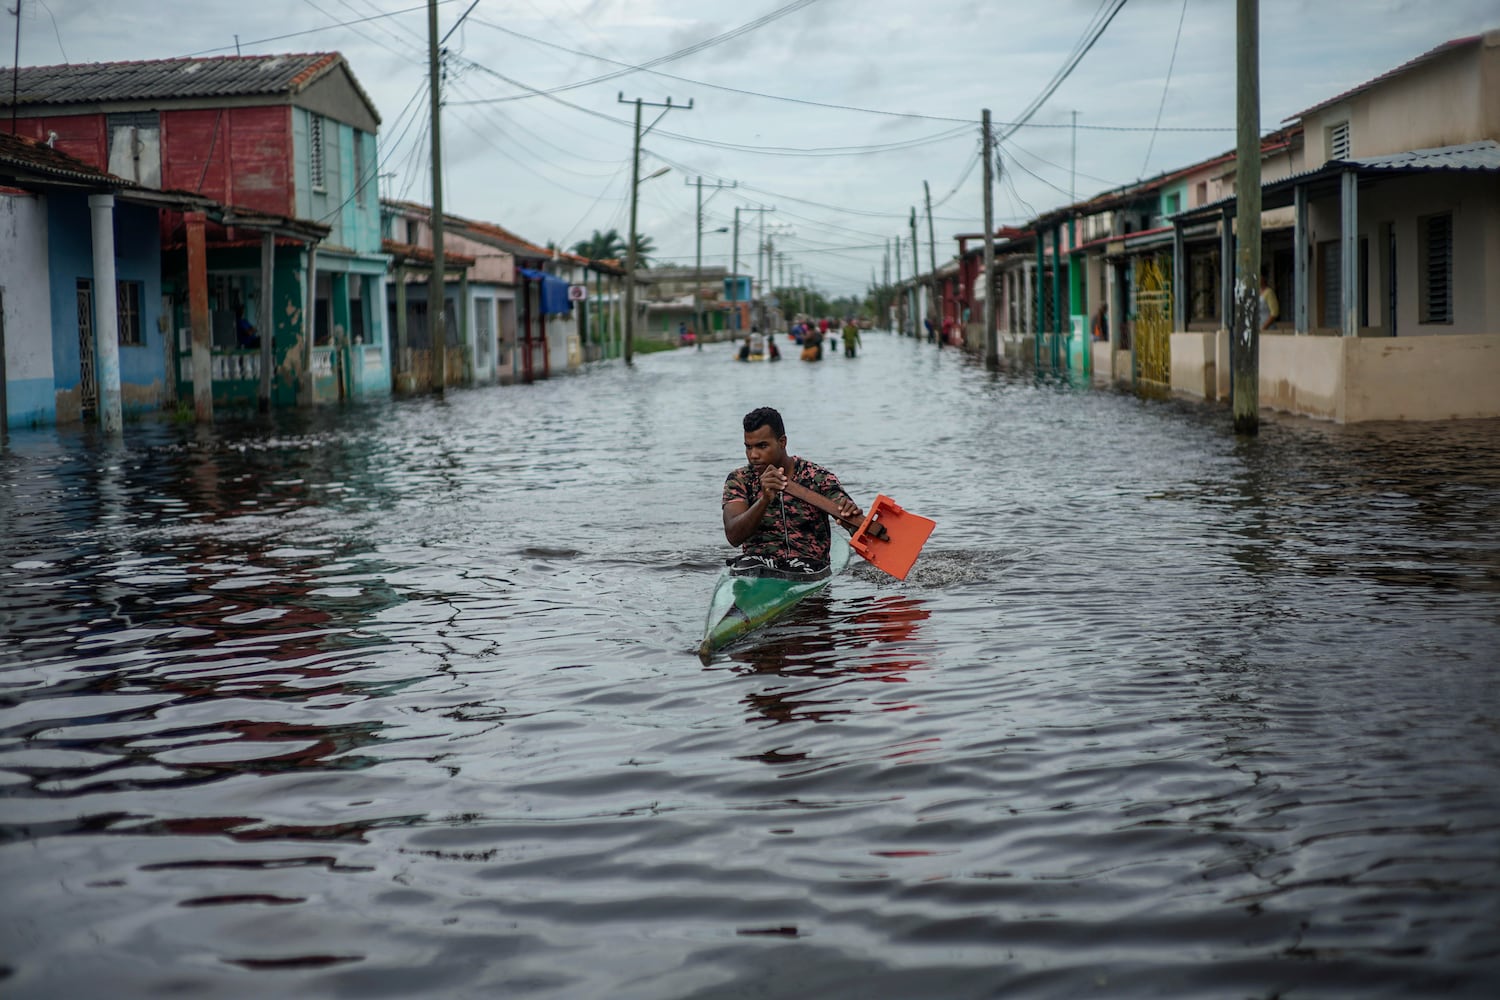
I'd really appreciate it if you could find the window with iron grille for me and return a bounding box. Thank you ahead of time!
[310,114,326,192]
[1318,240,1341,329]
[1419,213,1453,324]
[1327,121,1350,161]
[117,281,143,346]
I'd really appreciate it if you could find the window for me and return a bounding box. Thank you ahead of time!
[1327,120,1350,161]
[406,218,420,246]
[1419,212,1453,324]
[1195,181,1207,206]
[106,111,161,187]
[309,114,326,192]
[1164,192,1181,216]
[1317,240,1341,329]
[117,281,143,345]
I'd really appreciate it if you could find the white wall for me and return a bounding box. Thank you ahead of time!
[1,193,56,422]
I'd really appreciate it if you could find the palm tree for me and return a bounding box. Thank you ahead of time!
[571,228,627,261]
[631,232,656,268]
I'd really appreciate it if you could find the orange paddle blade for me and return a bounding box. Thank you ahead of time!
[849,495,935,580]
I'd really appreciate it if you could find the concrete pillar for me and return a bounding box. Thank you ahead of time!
[259,231,274,411]
[184,210,213,424]
[1294,185,1309,334]
[1341,170,1359,338]
[302,245,318,405]
[88,194,123,433]
[394,264,408,389]
[1172,223,1186,333]
[1220,207,1234,332]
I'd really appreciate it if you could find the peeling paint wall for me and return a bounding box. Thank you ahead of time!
[1,192,56,428]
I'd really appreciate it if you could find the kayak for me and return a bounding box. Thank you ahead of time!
[698,534,852,660]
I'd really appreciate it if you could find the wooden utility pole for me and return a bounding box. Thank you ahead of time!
[924,180,939,346]
[909,208,921,340]
[620,93,692,363]
[982,109,998,369]
[1232,0,1261,433]
[426,0,448,392]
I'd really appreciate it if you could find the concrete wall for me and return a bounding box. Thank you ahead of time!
[1343,334,1500,421]
[1170,332,1216,400]
[1,193,56,428]
[1259,333,1345,420]
[1303,39,1491,170]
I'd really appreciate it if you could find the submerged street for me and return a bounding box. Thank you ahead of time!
[3,334,1500,997]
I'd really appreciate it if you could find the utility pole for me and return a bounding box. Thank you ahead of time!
[1070,110,1078,203]
[427,0,447,392]
[909,208,921,340]
[924,179,939,346]
[982,109,999,369]
[690,175,733,350]
[1232,0,1261,433]
[894,234,903,335]
[620,93,692,364]
[734,205,773,332]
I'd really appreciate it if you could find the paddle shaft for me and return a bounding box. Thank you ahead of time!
[780,480,888,540]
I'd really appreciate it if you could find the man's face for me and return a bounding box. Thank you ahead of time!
[743,425,787,471]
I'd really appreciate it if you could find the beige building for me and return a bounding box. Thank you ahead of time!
[1170,30,1500,421]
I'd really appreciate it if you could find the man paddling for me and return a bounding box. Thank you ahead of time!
[721,407,862,576]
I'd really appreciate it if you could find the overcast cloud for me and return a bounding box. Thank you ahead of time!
[12,0,1497,293]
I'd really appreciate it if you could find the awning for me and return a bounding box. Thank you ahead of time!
[519,267,574,316]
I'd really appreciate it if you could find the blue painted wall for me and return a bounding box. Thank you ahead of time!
[46,195,166,414]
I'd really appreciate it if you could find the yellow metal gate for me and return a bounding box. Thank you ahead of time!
[1134,253,1172,388]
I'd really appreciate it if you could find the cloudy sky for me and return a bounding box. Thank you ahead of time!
[11,0,1496,294]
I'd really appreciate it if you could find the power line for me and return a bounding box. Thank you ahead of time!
[456,16,1233,133]
[1141,0,1190,177]
[998,0,1130,142]
[464,0,827,103]
[184,1,454,56]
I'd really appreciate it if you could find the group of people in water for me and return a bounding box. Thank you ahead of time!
[736,317,863,363]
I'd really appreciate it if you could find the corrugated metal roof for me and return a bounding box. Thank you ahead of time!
[1347,139,1500,172]
[4,53,342,107]
[0,129,131,186]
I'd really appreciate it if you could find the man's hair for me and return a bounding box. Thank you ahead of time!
[743,406,784,439]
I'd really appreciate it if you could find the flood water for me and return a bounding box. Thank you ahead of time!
[3,334,1499,998]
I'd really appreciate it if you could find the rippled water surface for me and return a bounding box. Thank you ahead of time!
[4,335,1500,998]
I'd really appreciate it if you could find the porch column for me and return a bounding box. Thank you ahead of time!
[1172,222,1186,333]
[1034,237,1045,366]
[1340,170,1359,338]
[87,194,124,433]
[394,264,408,387]
[1051,224,1064,368]
[1294,184,1309,334]
[460,268,471,380]
[302,245,317,405]
[1220,207,1234,331]
[259,231,274,411]
[184,209,213,424]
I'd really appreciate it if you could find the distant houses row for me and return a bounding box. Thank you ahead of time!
[0,53,748,433]
[912,29,1500,423]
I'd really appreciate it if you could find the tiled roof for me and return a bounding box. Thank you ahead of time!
[2,53,376,117]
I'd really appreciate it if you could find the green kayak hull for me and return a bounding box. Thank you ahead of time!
[698,535,851,659]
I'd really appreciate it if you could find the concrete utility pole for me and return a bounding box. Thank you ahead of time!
[1232,0,1261,434]
[691,176,733,350]
[427,0,447,392]
[982,108,999,369]
[894,234,903,334]
[924,179,939,345]
[909,208,921,340]
[620,93,692,363]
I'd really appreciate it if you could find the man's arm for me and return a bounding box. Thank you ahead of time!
[722,465,788,545]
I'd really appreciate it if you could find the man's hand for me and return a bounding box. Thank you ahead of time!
[759,464,789,500]
[835,497,861,522]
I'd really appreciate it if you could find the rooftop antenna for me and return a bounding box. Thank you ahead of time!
[9,0,22,136]
[234,34,241,56]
